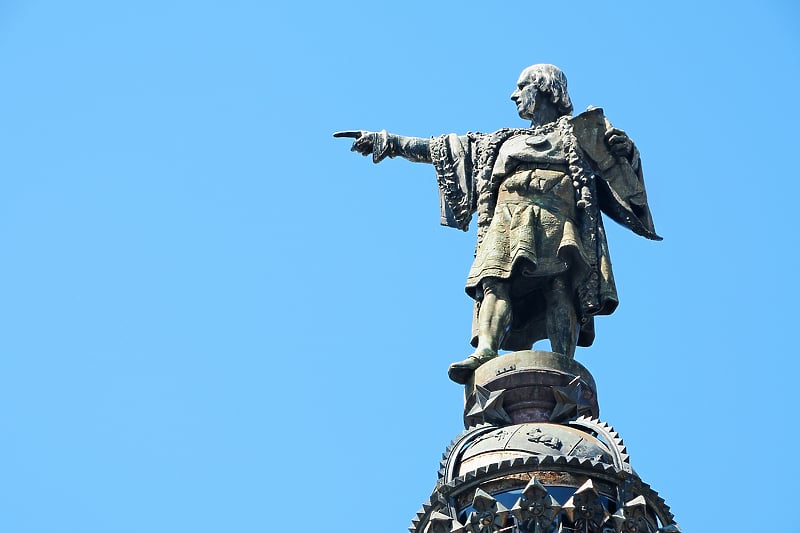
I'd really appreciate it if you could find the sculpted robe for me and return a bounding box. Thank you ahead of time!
[429,108,660,350]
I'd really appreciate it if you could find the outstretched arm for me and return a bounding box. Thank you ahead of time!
[333,130,431,164]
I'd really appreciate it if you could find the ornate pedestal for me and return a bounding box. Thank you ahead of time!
[464,350,599,426]
[409,351,680,533]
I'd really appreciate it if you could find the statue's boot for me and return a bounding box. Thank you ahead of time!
[448,349,497,384]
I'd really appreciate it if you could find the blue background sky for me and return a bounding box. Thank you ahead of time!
[0,1,798,531]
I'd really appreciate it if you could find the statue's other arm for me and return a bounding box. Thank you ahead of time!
[333,130,431,164]
[604,126,634,160]
[571,109,660,241]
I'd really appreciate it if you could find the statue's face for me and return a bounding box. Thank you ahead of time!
[510,71,541,120]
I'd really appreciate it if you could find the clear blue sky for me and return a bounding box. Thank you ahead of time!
[0,1,797,531]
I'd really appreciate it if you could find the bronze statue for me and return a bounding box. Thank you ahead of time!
[336,64,660,384]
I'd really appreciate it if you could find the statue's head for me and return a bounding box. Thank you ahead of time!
[511,64,573,120]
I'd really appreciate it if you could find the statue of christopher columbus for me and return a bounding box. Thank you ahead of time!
[336,64,660,384]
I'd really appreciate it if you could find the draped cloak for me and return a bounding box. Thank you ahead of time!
[429,107,660,350]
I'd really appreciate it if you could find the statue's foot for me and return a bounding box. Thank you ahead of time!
[448,349,497,384]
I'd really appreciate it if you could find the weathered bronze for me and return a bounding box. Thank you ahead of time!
[464,350,599,426]
[335,64,679,533]
[511,477,561,533]
[425,511,463,533]
[464,488,508,533]
[336,64,659,385]
[611,495,658,533]
[463,385,512,427]
[563,480,610,533]
[424,414,677,533]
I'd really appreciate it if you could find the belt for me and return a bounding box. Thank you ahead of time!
[511,162,569,173]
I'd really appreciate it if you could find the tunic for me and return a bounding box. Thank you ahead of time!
[429,108,659,350]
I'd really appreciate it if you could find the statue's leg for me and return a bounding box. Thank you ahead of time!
[474,277,512,355]
[544,275,578,358]
[448,277,511,384]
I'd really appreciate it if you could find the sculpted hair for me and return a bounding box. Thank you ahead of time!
[524,64,574,116]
